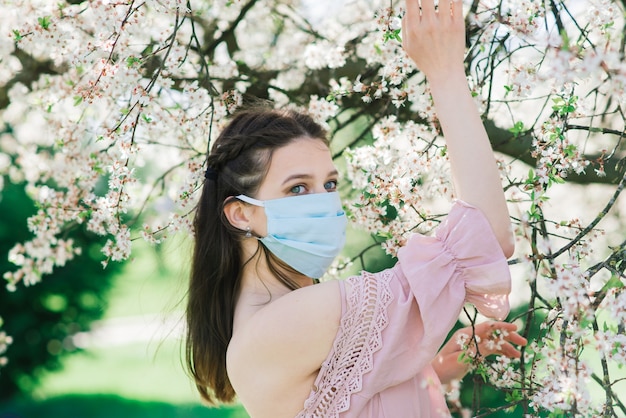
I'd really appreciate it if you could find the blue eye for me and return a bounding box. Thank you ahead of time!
[290,185,306,194]
[324,180,337,191]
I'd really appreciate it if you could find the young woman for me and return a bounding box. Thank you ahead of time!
[185,0,526,416]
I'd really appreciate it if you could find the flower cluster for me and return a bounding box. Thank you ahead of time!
[454,326,522,391]
[485,356,521,389]
[526,333,597,416]
[544,255,594,322]
[0,317,11,370]
[1,0,225,284]
[345,116,453,256]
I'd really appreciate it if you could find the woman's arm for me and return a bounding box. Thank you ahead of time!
[402,0,514,257]
[431,321,527,384]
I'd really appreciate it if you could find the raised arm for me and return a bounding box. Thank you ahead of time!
[402,0,514,257]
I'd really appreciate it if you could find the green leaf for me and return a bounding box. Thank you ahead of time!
[73,95,83,106]
[509,121,525,136]
[601,275,625,292]
[504,389,523,411]
[363,190,377,200]
[549,174,565,184]
[126,56,141,68]
[563,143,577,158]
[602,21,615,30]
[559,28,570,51]
[525,168,537,185]
[381,202,398,224]
[552,97,564,111]
[383,28,402,43]
[38,16,51,30]
[552,96,578,116]
[376,231,393,240]
[12,29,23,41]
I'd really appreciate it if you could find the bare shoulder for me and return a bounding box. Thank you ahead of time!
[226,280,343,413]
[228,280,342,374]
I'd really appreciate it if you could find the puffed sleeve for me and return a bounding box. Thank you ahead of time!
[297,201,512,417]
[360,200,510,389]
[366,200,510,396]
[397,200,512,346]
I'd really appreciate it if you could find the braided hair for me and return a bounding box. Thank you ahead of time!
[185,107,328,404]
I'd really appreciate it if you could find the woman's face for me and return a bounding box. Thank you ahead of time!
[249,137,338,236]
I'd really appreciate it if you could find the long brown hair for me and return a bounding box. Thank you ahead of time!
[185,107,328,404]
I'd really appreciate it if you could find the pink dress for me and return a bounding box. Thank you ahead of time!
[295,201,511,417]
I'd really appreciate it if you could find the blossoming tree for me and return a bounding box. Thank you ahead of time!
[1,0,625,415]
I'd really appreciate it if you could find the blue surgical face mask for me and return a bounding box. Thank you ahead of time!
[236,192,347,279]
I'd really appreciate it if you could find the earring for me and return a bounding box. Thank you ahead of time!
[245,226,252,238]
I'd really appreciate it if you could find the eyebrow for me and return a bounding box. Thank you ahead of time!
[281,169,339,186]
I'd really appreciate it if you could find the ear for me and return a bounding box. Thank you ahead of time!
[223,199,253,232]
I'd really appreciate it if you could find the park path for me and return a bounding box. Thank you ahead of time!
[71,313,184,348]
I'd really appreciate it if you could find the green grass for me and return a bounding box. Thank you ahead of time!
[103,236,191,320]
[34,341,196,403]
[0,395,248,418]
[2,235,249,417]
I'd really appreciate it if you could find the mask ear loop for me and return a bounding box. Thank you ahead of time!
[235,194,265,207]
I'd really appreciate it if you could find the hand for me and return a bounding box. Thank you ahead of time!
[402,0,466,83]
[432,321,527,384]
[453,321,527,359]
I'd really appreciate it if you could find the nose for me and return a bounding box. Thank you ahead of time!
[312,183,328,194]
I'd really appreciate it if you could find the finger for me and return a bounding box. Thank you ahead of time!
[405,0,421,22]
[505,333,528,346]
[439,0,453,22]
[402,7,408,37]
[490,321,518,331]
[420,0,436,17]
[480,340,521,358]
[472,321,503,337]
[402,12,406,36]
[487,321,520,337]
[401,8,413,55]
[498,342,522,358]
[451,0,463,20]
[488,323,528,345]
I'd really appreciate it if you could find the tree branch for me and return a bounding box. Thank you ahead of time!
[486,120,626,184]
[204,0,259,58]
[0,48,63,111]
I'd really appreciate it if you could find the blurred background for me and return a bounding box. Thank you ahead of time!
[0,180,248,418]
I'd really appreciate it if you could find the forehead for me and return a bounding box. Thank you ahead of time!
[261,137,334,181]
[272,137,330,164]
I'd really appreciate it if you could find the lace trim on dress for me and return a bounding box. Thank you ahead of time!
[296,271,394,417]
